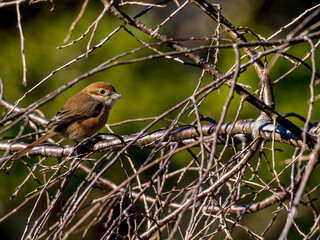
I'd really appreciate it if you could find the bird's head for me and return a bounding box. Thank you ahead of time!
[83,82,122,106]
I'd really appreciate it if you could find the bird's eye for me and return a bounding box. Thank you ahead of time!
[99,89,105,94]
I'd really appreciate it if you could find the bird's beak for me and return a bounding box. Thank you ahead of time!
[111,92,122,100]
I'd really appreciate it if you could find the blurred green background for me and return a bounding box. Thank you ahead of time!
[0,0,319,239]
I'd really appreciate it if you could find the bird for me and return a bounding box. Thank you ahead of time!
[12,82,122,160]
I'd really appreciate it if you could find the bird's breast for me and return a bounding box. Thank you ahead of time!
[58,104,109,141]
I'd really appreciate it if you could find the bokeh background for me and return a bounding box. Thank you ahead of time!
[0,0,319,239]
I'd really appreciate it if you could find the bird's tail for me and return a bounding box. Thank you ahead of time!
[12,130,56,160]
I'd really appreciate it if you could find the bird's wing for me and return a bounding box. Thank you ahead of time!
[47,93,103,128]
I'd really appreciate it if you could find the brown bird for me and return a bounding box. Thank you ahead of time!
[12,82,121,160]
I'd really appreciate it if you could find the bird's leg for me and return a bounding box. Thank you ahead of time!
[73,134,101,155]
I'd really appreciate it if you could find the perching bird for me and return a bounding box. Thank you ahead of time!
[12,82,121,160]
